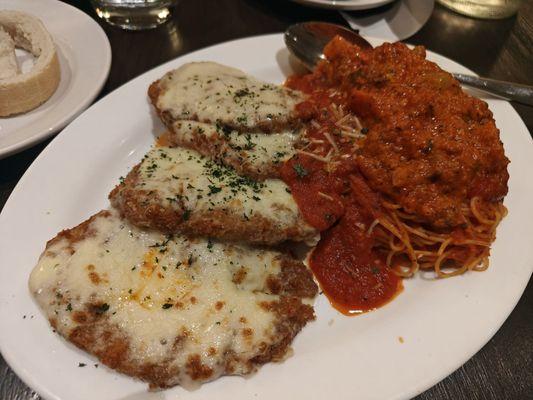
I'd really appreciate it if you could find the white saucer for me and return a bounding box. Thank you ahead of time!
[289,0,396,11]
[0,0,111,159]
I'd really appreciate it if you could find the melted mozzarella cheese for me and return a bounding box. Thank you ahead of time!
[156,62,303,130]
[29,210,311,387]
[171,120,298,176]
[139,146,304,227]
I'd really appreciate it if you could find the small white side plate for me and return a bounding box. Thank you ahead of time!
[0,0,111,158]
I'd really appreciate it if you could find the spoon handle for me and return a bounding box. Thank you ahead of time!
[452,73,533,106]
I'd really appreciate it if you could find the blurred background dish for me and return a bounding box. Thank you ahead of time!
[340,0,435,41]
[288,0,396,11]
[0,0,111,159]
[90,0,180,30]
[437,0,524,19]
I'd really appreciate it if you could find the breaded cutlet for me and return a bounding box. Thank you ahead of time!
[30,209,318,389]
[109,146,317,245]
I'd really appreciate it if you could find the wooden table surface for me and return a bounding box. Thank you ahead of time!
[1,1,532,399]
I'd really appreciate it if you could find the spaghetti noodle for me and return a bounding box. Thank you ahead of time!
[373,197,507,278]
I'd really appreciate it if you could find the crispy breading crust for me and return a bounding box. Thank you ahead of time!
[43,210,110,258]
[38,212,317,389]
[159,126,287,181]
[67,295,315,389]
[109,164,316,245]
[148,80,305,134]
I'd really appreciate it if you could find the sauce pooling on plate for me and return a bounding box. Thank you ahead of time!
[281,156,402,314]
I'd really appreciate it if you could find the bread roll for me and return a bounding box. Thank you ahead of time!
[0,11,60,117]
[0,27,19,80]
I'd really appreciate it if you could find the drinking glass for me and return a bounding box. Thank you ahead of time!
[90,0,178,30]
[437,0,524,19]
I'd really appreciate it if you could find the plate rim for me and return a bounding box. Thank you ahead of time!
[0,32,532,400]
[0,0,112,159]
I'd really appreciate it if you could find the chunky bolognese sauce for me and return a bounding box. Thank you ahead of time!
[282,36,509,314]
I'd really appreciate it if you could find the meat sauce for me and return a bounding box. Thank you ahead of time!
[281,37,508,314]
[294,37,509,229]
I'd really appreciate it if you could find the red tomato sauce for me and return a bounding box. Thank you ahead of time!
[310,207,402,314]
[312,174,403,314]
[282,36,508,314]
[281,37,508,313]
[281,154,402,314]
[293,36,509,229]
[282,39,404,314]
[280,155,345,231]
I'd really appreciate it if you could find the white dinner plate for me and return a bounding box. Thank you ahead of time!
[0,0,111,158]
[289,0,395,11]
[0,34,532,400]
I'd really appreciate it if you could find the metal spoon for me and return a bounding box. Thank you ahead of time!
[284,22,533,106]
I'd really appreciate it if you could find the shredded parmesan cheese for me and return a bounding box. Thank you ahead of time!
[352,115,363,131]
[296,149,330,163]
[337,129,365,139]
[318,192,335,201]
[323,131,340,153]
[310,120,321,129]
